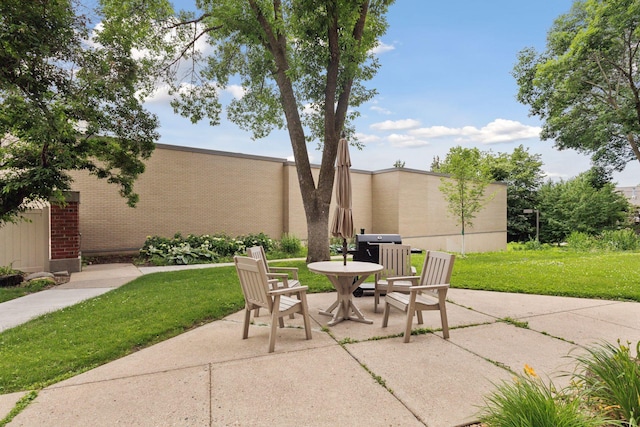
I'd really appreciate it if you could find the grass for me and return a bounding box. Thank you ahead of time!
[451,250,640,301]
[1,249,639,395]
[0,280,54,304]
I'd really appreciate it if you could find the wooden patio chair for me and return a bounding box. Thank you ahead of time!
[381,250,455,343]
[373,244,415,313]
[234,256,312,353]
[247,245,300,318]
[247,245,300,287]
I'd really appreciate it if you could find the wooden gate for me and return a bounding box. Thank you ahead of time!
[0,207,50,273]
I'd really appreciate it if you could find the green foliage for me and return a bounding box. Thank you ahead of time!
[0,0,158,224]
[0,265,19,276]
[512,0,640,173]
[481,341,640,426]
[567,230,640,252]
[538,172,630,244]
[566,232,596,251]
[278,233,302,255]
[479,365,610,427]
[573,341,640,425]
[484,145,544,242]
[139,232,278,265]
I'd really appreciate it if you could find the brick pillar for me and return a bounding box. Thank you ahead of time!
[49,191,82,272]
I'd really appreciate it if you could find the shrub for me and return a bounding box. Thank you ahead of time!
[479,365,607,427]
[139,232,276,265]
[278,233,301,254]
[596,229,640,251]
[479,341,640,426]
[572,341,640,425]
[566,231,596,251]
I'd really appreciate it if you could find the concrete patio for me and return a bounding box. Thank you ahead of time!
[1,263,639,426]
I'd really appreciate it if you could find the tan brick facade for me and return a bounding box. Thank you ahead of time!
[69,144,507,254]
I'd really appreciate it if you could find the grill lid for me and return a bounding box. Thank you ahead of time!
[355,234,402,246]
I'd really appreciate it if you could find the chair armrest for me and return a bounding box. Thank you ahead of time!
[270,286,309,296]
[266,273,289,288]
[269,267,299,279]
[409,284,450,292]
[387,276,419,293]
[387,276,420,284]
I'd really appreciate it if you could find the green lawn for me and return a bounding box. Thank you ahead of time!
[0,250,638,394]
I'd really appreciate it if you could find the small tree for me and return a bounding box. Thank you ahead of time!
[393,159,405,168]
[437,146,495,255]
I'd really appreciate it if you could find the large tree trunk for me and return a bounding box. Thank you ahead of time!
[305,200,331,263]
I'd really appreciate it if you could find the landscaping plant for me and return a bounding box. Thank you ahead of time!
[479,365,610,427]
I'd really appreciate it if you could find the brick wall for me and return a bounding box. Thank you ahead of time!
[68,144,507,254]
[50,194,80,260]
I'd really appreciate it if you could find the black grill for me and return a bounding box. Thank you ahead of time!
[352,234,402,297]
[353,234,403,263]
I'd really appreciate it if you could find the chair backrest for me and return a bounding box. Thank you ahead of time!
[234,256,272,311]
[418,251,455,287]
[377,244,412,280]
[247,246,269,271]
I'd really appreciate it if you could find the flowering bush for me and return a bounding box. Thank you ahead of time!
[479,341,640,426]
[139,232,274,265]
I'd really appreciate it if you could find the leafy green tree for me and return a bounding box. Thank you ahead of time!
[393,159,405,168]
[0,0,159,224]
[436,146,495,255]
[537,171,630,244]
[513,0,640,174]
[119,0,394,262]
[485,145,544,242]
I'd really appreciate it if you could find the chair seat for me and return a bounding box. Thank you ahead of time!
[278,295,302,313]
[385,291,439,312]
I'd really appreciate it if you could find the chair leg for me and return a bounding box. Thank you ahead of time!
[374,289,379,313]
[416,310,424,324]
[300,293,312,340]
[243,308,251,339]
[269,298,281,353]
[439,291,450,339]
[403,310,413,343]
[382,300,391,327]
[404,295,417,343]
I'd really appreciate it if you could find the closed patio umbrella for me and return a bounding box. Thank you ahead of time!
[330,135,353,265]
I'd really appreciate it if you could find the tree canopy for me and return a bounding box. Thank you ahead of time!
[537,171,630,243]
[0,0,158,224]
[513,0,640,174]
[123,0,394,261]
[485,145,544,242]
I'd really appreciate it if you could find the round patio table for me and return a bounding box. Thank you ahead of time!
[307,261,383,326]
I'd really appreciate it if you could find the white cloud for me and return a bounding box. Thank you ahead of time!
[371,119,421,131]
[370,40,396,55]
[354,133,382,144]
[370,105,392,115]
[409,119,541,144]
[225,85,246,99]
[388,134,429,148]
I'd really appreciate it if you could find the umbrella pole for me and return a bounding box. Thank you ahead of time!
[342,238,347,265]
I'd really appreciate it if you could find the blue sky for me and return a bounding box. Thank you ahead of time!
[146,0,639,187]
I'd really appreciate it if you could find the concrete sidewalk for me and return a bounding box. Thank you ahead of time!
[2,264,640,426]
